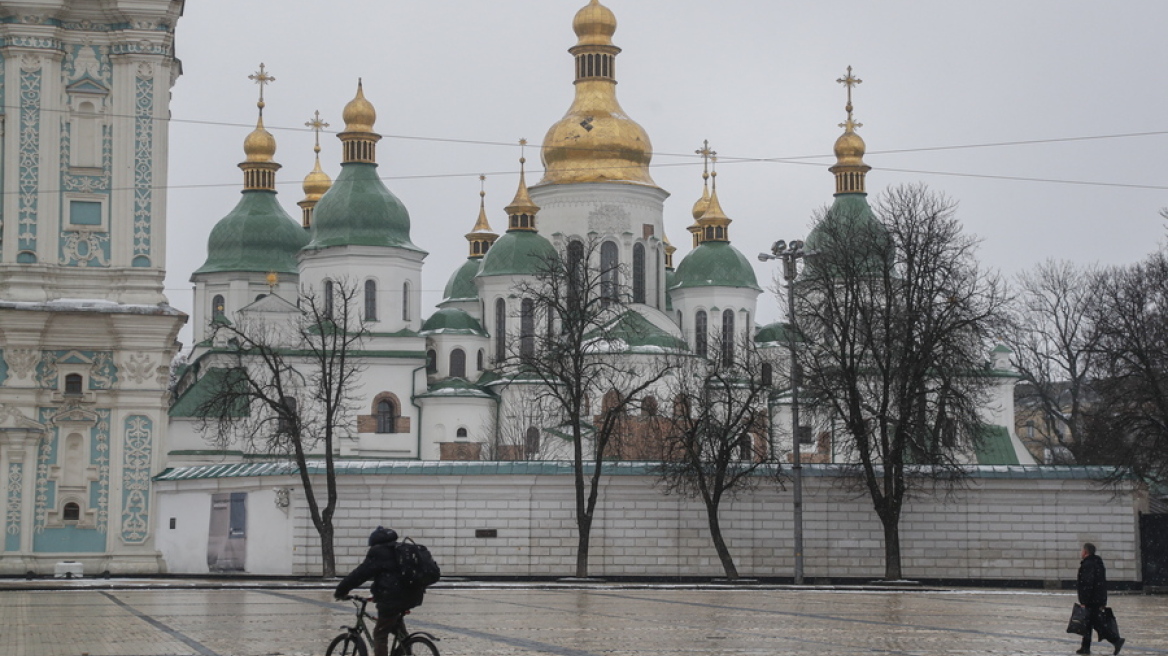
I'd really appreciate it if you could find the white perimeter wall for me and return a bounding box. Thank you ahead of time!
[156,471,1143,583]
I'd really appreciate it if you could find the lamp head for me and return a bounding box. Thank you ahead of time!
[771,240,786,255]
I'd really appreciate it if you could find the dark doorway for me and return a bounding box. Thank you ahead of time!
[1140,513,1168,588]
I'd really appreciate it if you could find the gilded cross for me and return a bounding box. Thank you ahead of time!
[249,63,275,105]
[305,110,329,154]
[836,65,863,131]
[695,139,717,180]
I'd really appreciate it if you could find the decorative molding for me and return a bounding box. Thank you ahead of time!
[60,230,110,266]
[4,349,39,380]
[18,61,42,259]
[132,67,154,266]
[5,464,21,551]
[120,352,156,384]
[120,415,151,544]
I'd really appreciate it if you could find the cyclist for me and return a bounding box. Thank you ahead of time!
[334,526,424,656]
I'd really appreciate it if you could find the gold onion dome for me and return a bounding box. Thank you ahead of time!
[302,158,332,200]
[691,176,711,220]
[342,80,377,134]
[538,0,656,187]
[243,114,277,163]
[834,125,867,167]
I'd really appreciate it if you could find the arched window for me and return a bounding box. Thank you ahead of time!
[364,280,378,321]
[426,349,437,374]
[323,280,334,319]
[567,240,585,314]
[642,395,658,416]
[761,362,774,387]
[525,427,541,459]
[695,310,708,358]
[495,298,507,361]
[64,373,83,396]
[62,502,81,522]
[256,294,266,302]
[477,349,485,371]
[278,396,297,434]
[520,298,535,358]
[376,399,397,433]
[450,348,467,378]
[212,295,226,320]
[600,240,619,306]
[456,427,468,439]
[722,309,735,364]
[401,281,411,321]
[632,243,646,303]
[73,101,99,168]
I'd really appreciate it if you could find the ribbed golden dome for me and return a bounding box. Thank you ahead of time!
[302,156,332,200]
[691,175,711,220]
[243,116,277,163]
[342,80,376,134]
[573,0,617,46]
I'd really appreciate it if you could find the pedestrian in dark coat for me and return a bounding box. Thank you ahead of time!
[1076,543,1124,655]
[334,527,424,656]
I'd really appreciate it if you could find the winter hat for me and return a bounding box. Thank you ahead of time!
[368,526,399,546]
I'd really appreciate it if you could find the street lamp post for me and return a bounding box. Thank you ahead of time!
[759,239,806,585]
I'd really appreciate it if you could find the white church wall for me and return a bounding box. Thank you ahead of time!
[155,465,1140,583]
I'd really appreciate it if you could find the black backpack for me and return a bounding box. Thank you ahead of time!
[395,537,441,589]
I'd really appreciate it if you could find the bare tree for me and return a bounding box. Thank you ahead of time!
[196,279,368,577]
[652,333,780,579]
[1004,260,1102,464]
[795,183,1008,581]
[1087,250,1168,486]
[502,237,677,577]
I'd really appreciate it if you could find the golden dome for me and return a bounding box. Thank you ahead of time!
[342,80,376,134]
[691,174,711,220]
[243,115,277,163]
[538,1,655,187]
[833,124,867,167]
[573,0,617,47]
[506,157,541,220]
[302,156,332,200]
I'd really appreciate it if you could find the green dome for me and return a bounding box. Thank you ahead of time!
[592,310,689,353]
[421,307,486,335]
[754,321,803,346]
[193,190,308,276]
[305,162,423,252]
[443,258,481,303]
[477,230,558,277]
[671,241,760,291]
[804,193,891,276]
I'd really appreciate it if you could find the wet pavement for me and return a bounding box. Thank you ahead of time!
[1,582,1166,656]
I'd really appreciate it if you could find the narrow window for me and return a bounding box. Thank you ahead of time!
[277,396,297,434]
[450,348,467,378]
[63,502,81,522]
[426,349,438,374]
[520,298,535,359]
[376,399,397,433]
[495,298,507,361]
[722,309,735,364]
[456,427,468,439]
[525,427,541,459]
[402,281,411,321]
[212,294,226,320]
[633,243,646,304]
[642,396,658,417]
[601,241,619,306]
[73,101,99,168]
[567,240,585,316]
[364,280,377,321]
[695,310,708,358]
[64,373,84,396]
[477,349,485,371]
[323,280,334,319]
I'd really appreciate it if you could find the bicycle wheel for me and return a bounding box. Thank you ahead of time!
[404,635,439,656]
[326,633,369,656]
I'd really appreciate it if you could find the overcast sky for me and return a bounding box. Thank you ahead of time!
[164,1,1168,348]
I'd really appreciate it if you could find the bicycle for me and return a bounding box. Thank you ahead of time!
[327,594,440,656]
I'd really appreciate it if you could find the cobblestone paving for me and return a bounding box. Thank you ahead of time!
[1,585,1166,656]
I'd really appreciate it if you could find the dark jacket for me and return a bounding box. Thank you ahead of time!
[334,533,424,610]
[1077,553,1108,607]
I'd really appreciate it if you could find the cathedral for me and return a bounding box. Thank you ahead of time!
[1,0,1035,576]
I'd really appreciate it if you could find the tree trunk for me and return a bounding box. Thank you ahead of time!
[881,515,902,581]
[320,523,336,578]
[575,518,591,578]
[707,501,738,580]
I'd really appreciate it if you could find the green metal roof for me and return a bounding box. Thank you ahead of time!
[442,258,481,303]
[169,368,247,418]
[975,424,1021,465]
[420,307,485,335]
[476,230,557,277]
[193,190,309,276]
[803,193,891,276]
[305,162,425,253]
[588,309,689,353]
[754,321,804,346]
[671,240,761,292]
[414,377,495,400]
[153,460,1123,481]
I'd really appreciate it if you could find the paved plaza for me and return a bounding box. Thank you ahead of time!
[1,581,1166,656]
